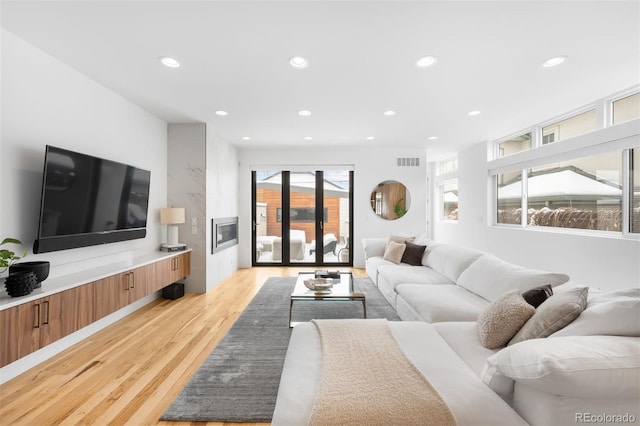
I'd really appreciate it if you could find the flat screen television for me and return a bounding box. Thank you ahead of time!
[33,145,151,254]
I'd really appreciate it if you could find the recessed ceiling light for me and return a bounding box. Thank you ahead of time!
[468,110,481,116]
[366,136,376,140]
[215,110,228,116]
[542,56,567,68]
[298,110,312,116]
[304,136,313,141]
[158,56,180,68]
[289,56,309,69]
[383,110,396,116]
[416,56,438,68]
[242,136,251,141]
[427,136,438,140]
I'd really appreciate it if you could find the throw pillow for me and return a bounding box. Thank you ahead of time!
[401,241,427,266]
[509,286,588,345]
[388,235,414,244]
[551,288,640,337]
[522,284,553,308]
[477,290,536,349]
[383,240,406,264]
[483,335,640,398]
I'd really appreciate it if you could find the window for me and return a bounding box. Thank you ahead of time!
[542,110,597,145]
[436,157,459,222]
[437,157,458,175]
[441,179,458,221]
[498,133,532,158]
[613,93,640,125]
[490,89,638,236]
[497,171,522,225]
[527,152,622,231]
[632,149,640,234]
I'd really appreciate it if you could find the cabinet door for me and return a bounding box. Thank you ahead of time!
[0,301,41,367]
[148,260,170,292]
[168,252,191,283]
[127,266,149,303]
[59,285,94,339]
[94,275,128,320]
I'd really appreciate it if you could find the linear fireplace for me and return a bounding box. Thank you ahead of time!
[212,217,238,253]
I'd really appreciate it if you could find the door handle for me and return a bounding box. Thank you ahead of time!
[34,304,40,329]
[42,301,50,325]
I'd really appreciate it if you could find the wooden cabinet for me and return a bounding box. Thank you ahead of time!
[0,284,94,367]
[1,252,190,367]
[168,252,191,284]
[94,265,150,320]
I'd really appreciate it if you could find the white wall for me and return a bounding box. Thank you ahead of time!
[206,129,240,290]
[238,146,428,268]
[1,30,168,381]
[432,142,640,290]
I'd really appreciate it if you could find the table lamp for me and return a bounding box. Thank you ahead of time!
[161,207,185,246]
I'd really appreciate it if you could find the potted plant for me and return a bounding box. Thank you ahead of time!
[1,237,27,276]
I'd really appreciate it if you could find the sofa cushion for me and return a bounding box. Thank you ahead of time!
[509,287,588,345]
[521,284,553,308]
[383,240,405,264]
[482,335,640,398]
[551,288,640,337]
[433,322,500,376]
[477,290,536,349]
[378,264,454,288]
[423,244,484,282]
[457,254,569,302]
[396,284,489,323]
[365,256,394,285]
[401,241,427,266]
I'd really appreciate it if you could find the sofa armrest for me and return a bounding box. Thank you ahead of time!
[362,238,387,260]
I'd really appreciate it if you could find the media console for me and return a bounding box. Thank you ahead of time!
[0,250,191,368]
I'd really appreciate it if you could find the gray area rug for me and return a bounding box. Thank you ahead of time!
[161,276,400,422]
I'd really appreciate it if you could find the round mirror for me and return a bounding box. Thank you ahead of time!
[370,180,411,220]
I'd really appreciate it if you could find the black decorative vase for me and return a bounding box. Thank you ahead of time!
[4,271,38,297]
[9,261,50,289]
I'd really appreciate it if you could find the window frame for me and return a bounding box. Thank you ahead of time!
[488,85,640,239]
[435,156,459,223]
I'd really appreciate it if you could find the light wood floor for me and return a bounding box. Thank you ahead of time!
[0,267,367,426]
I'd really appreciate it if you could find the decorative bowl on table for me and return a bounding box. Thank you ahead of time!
[10,261,50,289]
[4,271,38,297]
[303,278,334,292]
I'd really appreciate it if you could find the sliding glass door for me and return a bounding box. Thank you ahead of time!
[252,169,353,266]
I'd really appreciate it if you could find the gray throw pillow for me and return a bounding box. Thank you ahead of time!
[477,290,536,349]
[509,286,589,345]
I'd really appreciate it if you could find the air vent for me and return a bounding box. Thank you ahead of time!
[396,157,420,167]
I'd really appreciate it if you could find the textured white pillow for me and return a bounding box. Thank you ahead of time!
[382,240,406,264]
[483,335,640,398]
[457,254,569,302]
[477,290,536,349]
[552,288,640,337]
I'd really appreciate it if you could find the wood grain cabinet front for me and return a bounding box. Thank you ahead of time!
[1,252,191,367]
[0,284,94,368]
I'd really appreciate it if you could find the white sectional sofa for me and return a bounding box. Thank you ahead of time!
[272,235,640,425]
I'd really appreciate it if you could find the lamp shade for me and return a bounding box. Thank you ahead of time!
[160,208,185,225]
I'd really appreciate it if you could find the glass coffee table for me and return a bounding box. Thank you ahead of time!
[289,272,366,327]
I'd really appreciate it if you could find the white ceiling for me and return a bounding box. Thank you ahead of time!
[2,1,639,160]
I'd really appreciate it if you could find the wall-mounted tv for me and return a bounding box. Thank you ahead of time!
[33,145,151,254]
